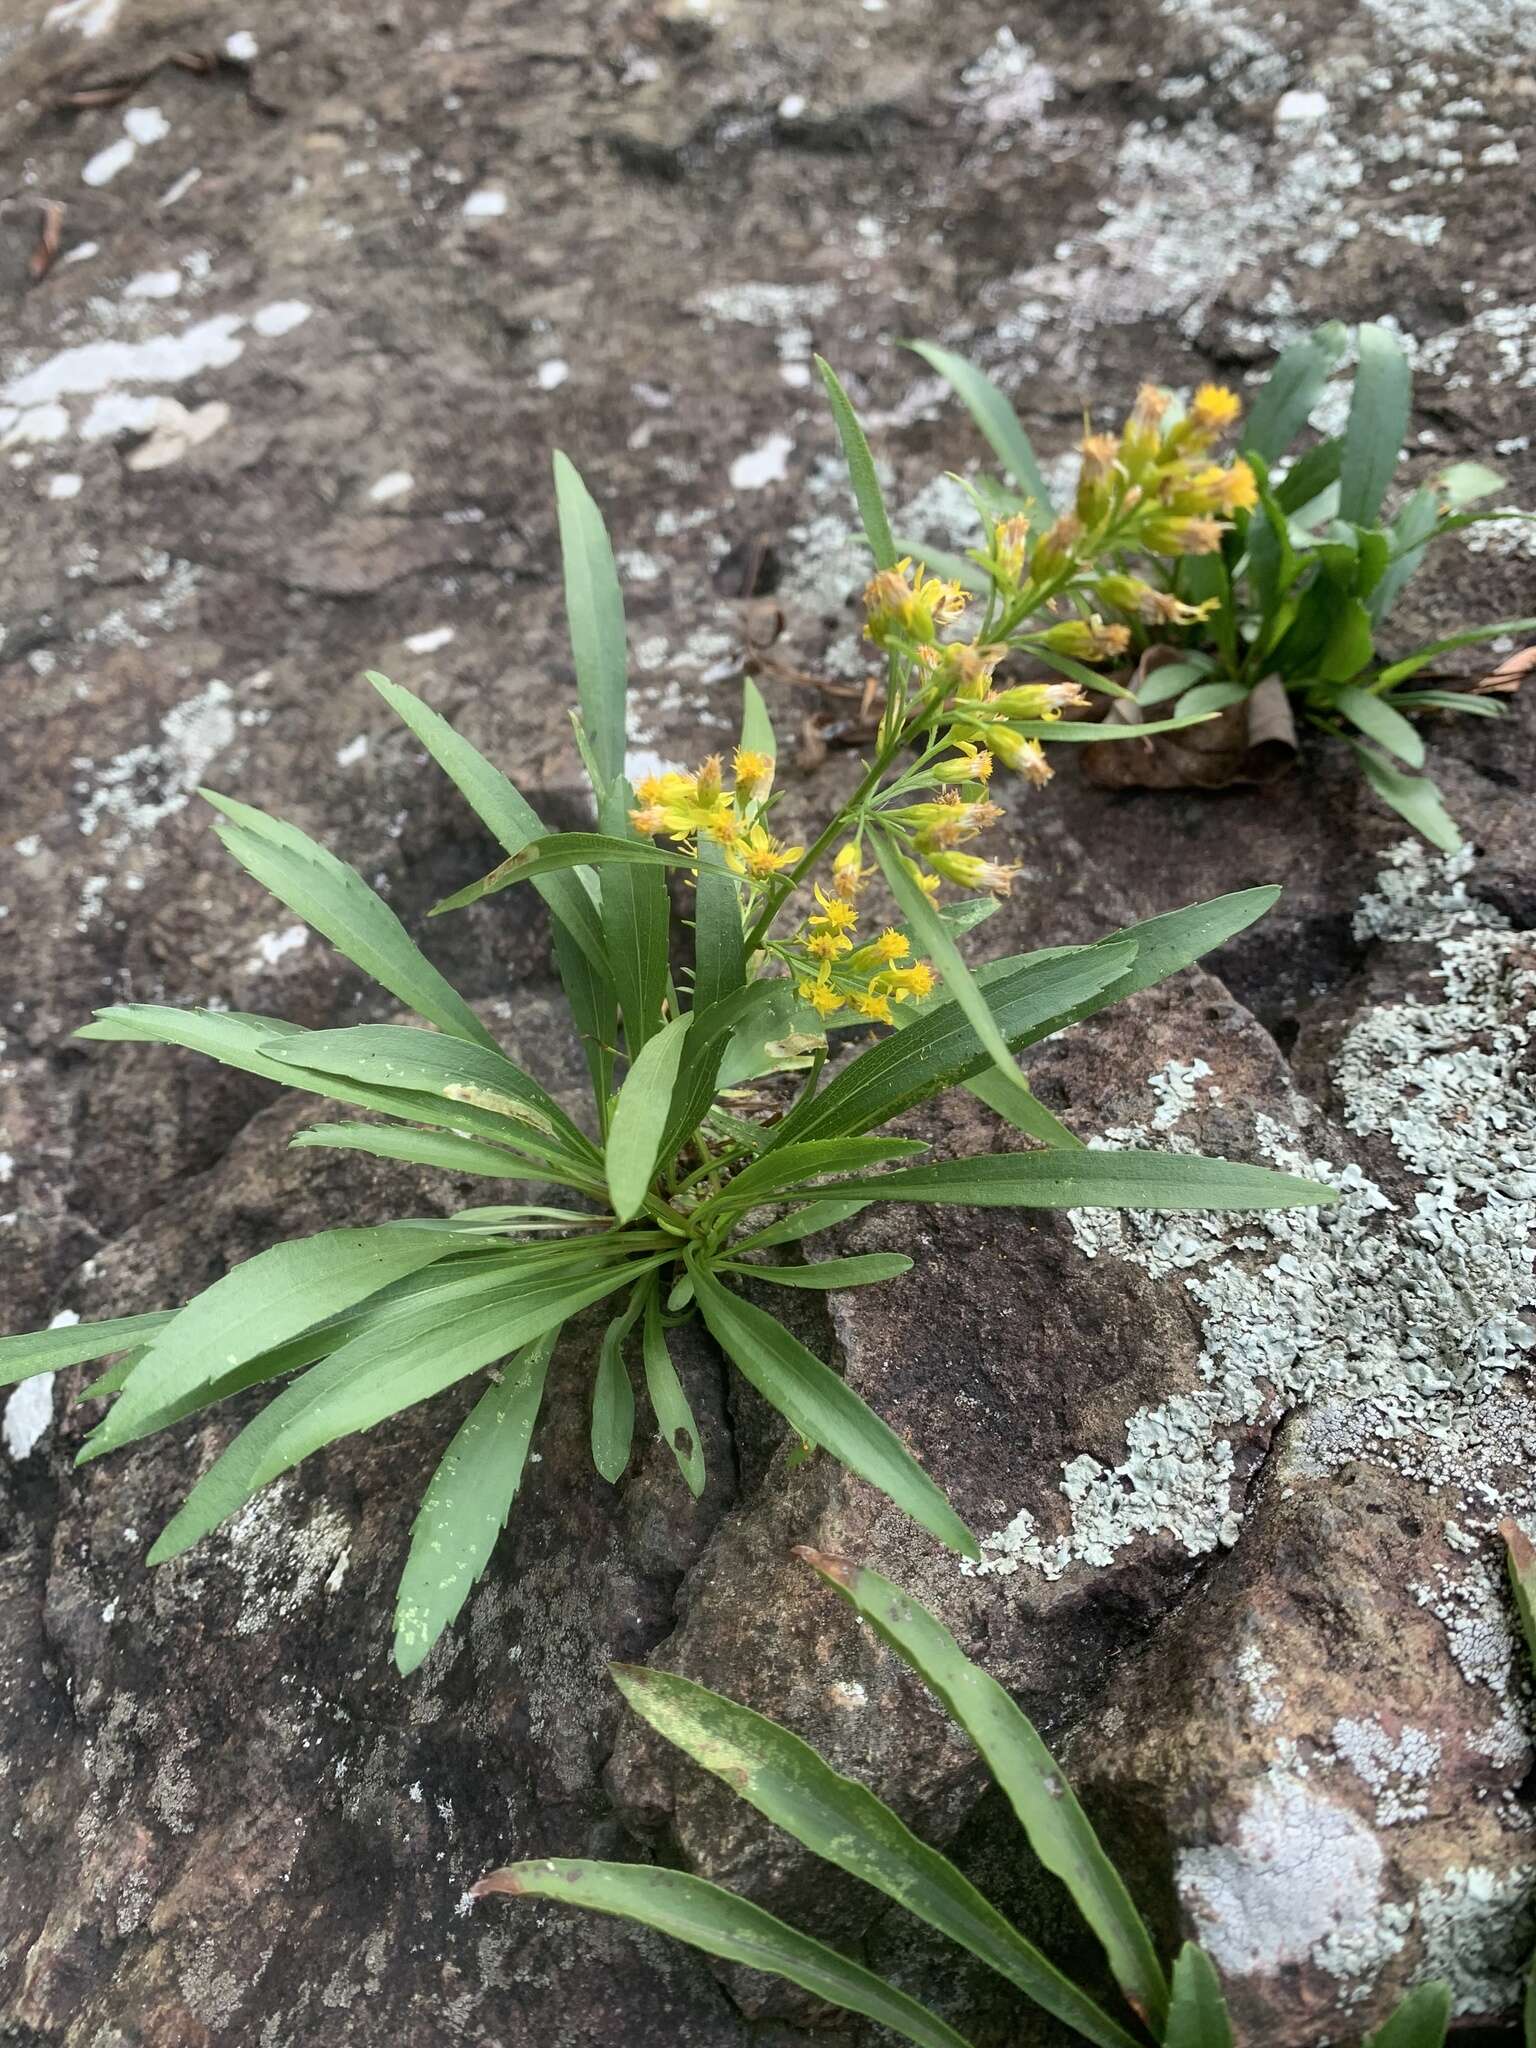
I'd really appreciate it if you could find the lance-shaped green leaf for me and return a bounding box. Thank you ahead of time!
[1133,660,1213,708]
[0,1310,176,1390]
[1375,617,1536,688]
[797,1148,1334,1212]
[612,1665,1143,2048]
[1352,748,1461,855]
[257,1024,592,1161]
[716,1254,913,1291]
[799,1551,1168,2033]
[148,1253,659,1562]
[693,839,746,1012]
[85,1223,468,1460]
[591,1288,642,1483]
[431,832,694,917]
[740,674,777,761]
[1335,685,1424,768]
[553,451,627,798]
[599,785,671,1056]
[640,1287,705,1497]
[1163,1945,1233,2048]
[202,793,497,1054]
[605,1012,693,1221]
[906,341,1055,515]
[991,708,1219,742]
[1369,488,1438,626]
[1273,437,1343,520]
[474,1861,974,2048]
[76,1008,599,1182]
[764,941,1138,1153]
[1338,323,1411,527]
[732,1199,872,1251]
[1240,320,1347,465]
[89,1283,427,1448]
[1363,1982,1451,2048]
[689,1263,978,1560]
[816,356,897,570]
[701,1137,930,1217]
[393,1326,558,1675]
[291,1122,550,1179]
[366,673,608,972]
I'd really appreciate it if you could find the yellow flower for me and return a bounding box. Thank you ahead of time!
[879,961,937,1001]
[846,929,911,975]
[797,978,846,1016]
[863,559,969,649]
[694,754,725,805]
[896,794,1003,852]
[1029,513,1084,580]
[987,728,1054,784]
[1122,384,1172,468]
[990,513,1031,586]
[1034,615,1130,664]
[933,640,1007,704]
[727,822,803,879]
[981,680,1088,725]
[831,841,873,901]
[1095,572,1217,626]
[922,849,1024,895]
[931,738,994,782]
[732,747,774,802]
[1140,513,1226,556]
[851,989,896,1026]
[1076,431,1123,523]
[809,886,859,933]
[806,929,853,962]
[629,804,670,837]
[1190,384,1242,434]
[1162,461,1257,517]
[634,770,696,809]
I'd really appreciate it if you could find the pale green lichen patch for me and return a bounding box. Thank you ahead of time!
[973,843,1536,1590]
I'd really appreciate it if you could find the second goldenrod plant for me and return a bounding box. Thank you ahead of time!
[907,326,1535,850]
[0,370,1332,1672]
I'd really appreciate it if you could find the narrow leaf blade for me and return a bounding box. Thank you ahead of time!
[87,1223,467,1459]
[606,1012,693,1221]
[691,1264,978,1560]
[815,357,897,570]
[642,1287,705,1497]
[474,1862,975,2048]
[612,1666,1143,2048]
[905,341,1055,514]
[1163,1945,1234,2048]
[553,451,628,797]
[392,1327,557,1674]
[802,1149,1335,1212]
[204,800,497,1053]
[800,1551,1168,2032]
[1339,323,1411,526]
[0,1311,176,1390]
[1335,685,1425,768]
[872,831,1081,1149]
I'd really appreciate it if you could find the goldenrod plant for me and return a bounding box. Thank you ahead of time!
[477,1548,1490,2048]
[909,327,1534,850]
[0,373,1331,1673]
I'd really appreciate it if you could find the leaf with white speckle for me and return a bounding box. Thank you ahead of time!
[393,1328,558,1674]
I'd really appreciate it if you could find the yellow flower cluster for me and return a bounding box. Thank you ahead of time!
[1077,382,1256,560]
[630,749,802,881]
[863,559,972,653]
[786,887,936,1025]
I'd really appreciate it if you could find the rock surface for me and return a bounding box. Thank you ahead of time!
[2,0,1535,2044]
